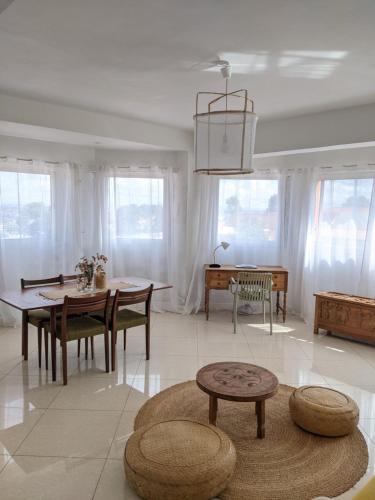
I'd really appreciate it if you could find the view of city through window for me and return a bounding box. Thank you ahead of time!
[109,176,164,239]
[0,170,52,239]
[218,178,279,242]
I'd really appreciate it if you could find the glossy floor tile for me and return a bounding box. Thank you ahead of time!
[0,456,105,500]
[0,375,62,409]
[93,459,139,500]
[15,409,121,458]
[0,312,374,499]
[0,407,44,454]
[49,376,132,411]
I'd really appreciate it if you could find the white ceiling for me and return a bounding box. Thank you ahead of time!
[1,0,375,130]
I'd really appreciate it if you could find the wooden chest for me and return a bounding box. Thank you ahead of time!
[314,292,375,345]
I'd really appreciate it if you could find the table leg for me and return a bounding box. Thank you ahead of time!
[282,292,287,323]
[22,310,28,360]
[276,291,280,316]
[205,287,210,320]
[209,395,218,425]
[50,307,57,382]
[256,400,265,439]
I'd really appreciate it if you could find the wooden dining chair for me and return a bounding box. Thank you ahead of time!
[109,285,153,370]
[45,290,111,385]
[61,274,94,361]
[21,275,64,368]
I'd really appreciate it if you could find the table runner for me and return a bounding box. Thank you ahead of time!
[39,281,136,300]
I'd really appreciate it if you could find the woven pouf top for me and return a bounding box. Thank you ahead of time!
[125,418,236,500]
[135,381,368,500]
[289,385,359,437]
[294,386,355,409]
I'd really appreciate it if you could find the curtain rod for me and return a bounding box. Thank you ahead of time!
[117,165,169,169]
[285,163,375,171]
[0,155,59,164]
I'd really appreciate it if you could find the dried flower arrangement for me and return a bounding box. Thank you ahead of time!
[75,253,108,290]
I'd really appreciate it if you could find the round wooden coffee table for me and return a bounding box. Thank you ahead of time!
[196,362,279,439]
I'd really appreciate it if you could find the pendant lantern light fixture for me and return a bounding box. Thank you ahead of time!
[193,60,257,175]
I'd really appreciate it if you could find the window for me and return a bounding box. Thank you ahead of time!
[109,176,164,239]
[315,177,374,264]
[218,178,279,242]
[0,170,52,240]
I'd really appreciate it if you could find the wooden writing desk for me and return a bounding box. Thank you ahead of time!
[204,265,288,322]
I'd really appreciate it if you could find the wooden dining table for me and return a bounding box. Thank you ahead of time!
[0,276,172,362]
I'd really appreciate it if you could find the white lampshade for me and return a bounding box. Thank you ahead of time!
[221,241,230,250]
[194,89,257,175]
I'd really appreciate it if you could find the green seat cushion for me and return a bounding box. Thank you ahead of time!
[45,316,106,341]
[27,309,51,327]
[93,308,147,330]
[116,309,147,330]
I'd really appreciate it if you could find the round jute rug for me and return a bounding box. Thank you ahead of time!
[134,381,368,500]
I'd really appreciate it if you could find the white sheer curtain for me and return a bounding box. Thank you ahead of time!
[0,158,81,325]
[184,164,375,319]
[217,174,284,265]
[300,168,375,322]
[183,172,285,313]
[184,174,220,313]
[281,167,316,316]
[94,165,184,312]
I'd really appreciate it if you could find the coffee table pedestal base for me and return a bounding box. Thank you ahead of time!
[209,396,266,439]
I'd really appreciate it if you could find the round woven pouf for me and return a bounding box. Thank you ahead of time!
[124,418,236,500]
[289,386,359,437]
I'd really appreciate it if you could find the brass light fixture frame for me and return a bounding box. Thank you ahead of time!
[194,87,257,175]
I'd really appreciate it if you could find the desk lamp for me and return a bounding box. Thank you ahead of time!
[209,241,230,268]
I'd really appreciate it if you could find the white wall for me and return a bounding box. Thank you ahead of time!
[0,135,95,164]
[94,148,188,170]
[0,94,193,151]
[255,103,375,155]
[254,144,375,170]
[4,93,375,157]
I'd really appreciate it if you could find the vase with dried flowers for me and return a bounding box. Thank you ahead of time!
[94,253,108,289]
[75,253,108,291]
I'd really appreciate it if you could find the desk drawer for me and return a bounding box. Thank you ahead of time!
[272,273,286,291]
[208,271,231,280]
[209,279,229,289]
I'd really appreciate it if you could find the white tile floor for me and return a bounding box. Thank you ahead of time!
[0,311,374,499]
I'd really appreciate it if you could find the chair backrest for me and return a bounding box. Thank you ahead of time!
[236,272,272,301]
[111,285,153,329]
[62,274,83,283]
[59,290,111,342]
[21,274,64,289]
[63,290,111,316]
